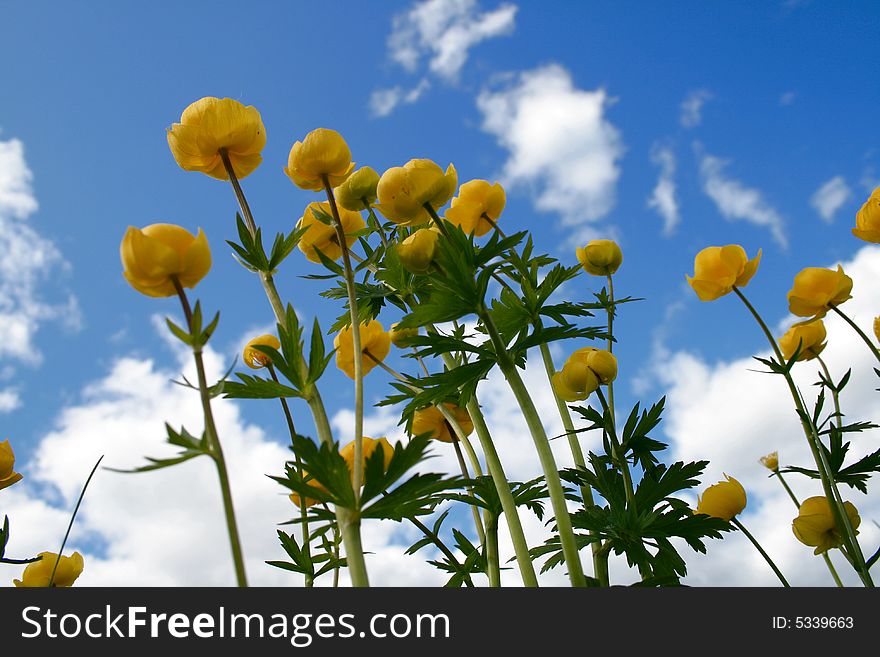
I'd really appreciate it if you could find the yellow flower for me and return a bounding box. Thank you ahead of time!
[695,475,746,521]
[686,245,761,301]
[296,201,366,264]
[0,440,23,491]
[243,334,281,369]
[875,316,880,343]
[284,128,355,191]
[390,323,419,348]
[396,227,440,274]
[376,159,458,226]
[759,451,779,472]
[167,97,266,180]
[120,224,211,298]
[576,240,623,277]
[444,180,506,237]
[853,186,880,243]
[335,166,380,212]
[551,361,600,402]
[787,265,853,318]
[792,496,860,555]
[289,471,326,510]
[334,320,391,379]
[569,347,618,385]
[778,319,827,362]
[411,404,474,443]
[14,551,84,587]
[340,437,395,479]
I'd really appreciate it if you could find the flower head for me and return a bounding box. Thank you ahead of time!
[376,159,457,226]
[284,128,355,191]
[569,347,618,385]
[289,471,327,510]
[759,451,779,472]
[853,186,880,243]
[551,361,600,402]
[874,316,880,343]
[334,320,391,379]
[396,227,440,274]
[390,323,419,348]
[787,265,853,318]
[445,180,506,237]
[167,97,266,180]
[792,496,860,555]
[340,437,395,479]
[778,319,827,362]
[695,475,747,521]
[297,201,366,264]
[243,334,281,369]
[411,404,474,443]
[14,552,84,587]
[576,240,623,277]
[335,166,380,212]
[120,224,211,297]
[0,440,23,491]
[686,245,761,301]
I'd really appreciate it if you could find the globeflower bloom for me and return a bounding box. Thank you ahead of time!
[340,437,395,478]
[695,475,746,521]
[243,334,281,369]
[411,404,474,443]
[390,323,419,348]
[14,552,84,587]
[376,159,458,226]
[569,347,618,385]
[296,201,366,264]
[792,496,860,555]
[289,471,327,510]
[335,166,380,212]
[759,452,779,472]
[284,128,355,191]
[445,180,506,237]
[334,320,391,379]
[778,319,827,362]
[687,245,761,301]
[852,186,880,243]
[396,228,439,274]
[120,224,211,297]
[874,316,880,343]
[787,266,853,318]
[167,97,266,180]
[0,440,23,491]
[551,361,600,402]
[576,240,623,277]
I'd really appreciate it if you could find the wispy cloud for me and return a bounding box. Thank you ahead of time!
[680,89,712,128]
[477,64,624,244]
[647,144,680,235]
[810,175,851,223]
[369,79,431,118]
[779,91,796,106]
[697,148,788,248]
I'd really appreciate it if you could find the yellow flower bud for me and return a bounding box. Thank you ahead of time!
[339,436,395,481]
[0,440,23,491]
[445,180,506,237]
[396,228,439,274]
[243,334,281,369]
[551,361,600,402]
[166,97,266,180]
[120,224,211,298]
[570,347,618,385]
[335,166,381,212]
[792,496,860,555]
[284,128,355,191]
[411,403,474,443]
[576,240,623,277]
[695,474,746,521]
[787,265,853,318]
[334,320,391,379]
[296,201,366,264]
[778,319,827,362]
[852,186,880,243]
[13,551,84,587]
[686,245,761,301]
[376,159,458,226]
[759,451,779,472]
[390,322,419,348]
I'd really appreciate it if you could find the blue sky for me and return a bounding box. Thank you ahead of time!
[1,1,879,586]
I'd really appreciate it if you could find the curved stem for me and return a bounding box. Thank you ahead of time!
[830,304,880,364]
[732,518,789,587]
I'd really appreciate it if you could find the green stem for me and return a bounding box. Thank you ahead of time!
[775,469,801,508]
[486,514,501,587]
[732,518,789,587]
[594,543,610,587]
[830,304,880,364]
[816,355,843,430]
[605,274,616,419]
[405,513,475,587]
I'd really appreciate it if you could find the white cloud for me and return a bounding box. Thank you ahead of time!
[811,175,851,223]
[477,65,624,243]
[698,149,788,248]
[388,0,517,81]
[0,387,21,413]
[779,91,797,106]
[647,144,680,235]
[369,79,431,118]
[680,89,712,128]
[650,245,880,585]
